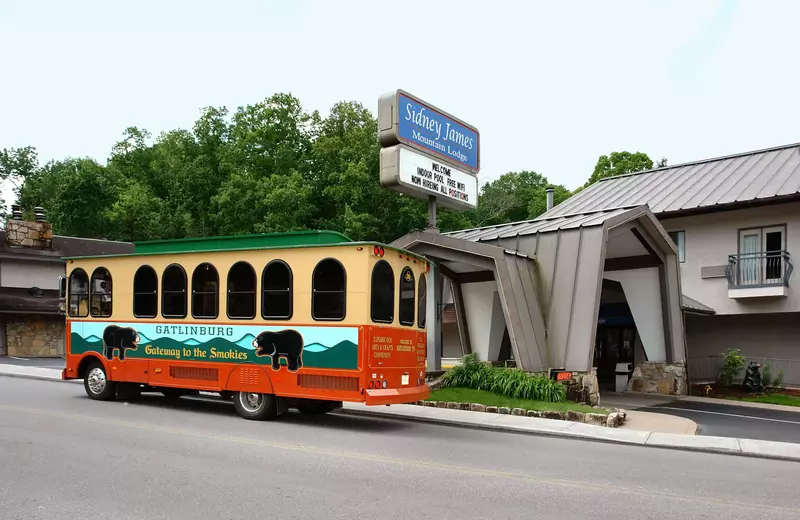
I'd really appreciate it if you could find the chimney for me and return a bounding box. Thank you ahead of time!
[5,205,53,250]
[546,186,554,211]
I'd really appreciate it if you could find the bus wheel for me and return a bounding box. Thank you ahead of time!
[233,392,278,421]
[84,361,116,401]
[297,400,341,415]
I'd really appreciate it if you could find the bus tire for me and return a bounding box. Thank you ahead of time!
[233,391,278,421]
[84,361,116,401]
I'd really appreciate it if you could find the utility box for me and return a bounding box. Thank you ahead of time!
[615,362,633,392]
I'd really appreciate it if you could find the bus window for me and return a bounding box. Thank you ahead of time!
[262,260,292,320]
[227,261,256,319]
[418,273,427,329]
[370,260,394,323]
[68,268,89,317]
[90,267,113,317]
[133,266,158,318]
[312,258,346,321]
[192,263,219,319]
[399,267,415,326]
[162,264,187,318]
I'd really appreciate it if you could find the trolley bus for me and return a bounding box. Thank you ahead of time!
[58,230,430,420]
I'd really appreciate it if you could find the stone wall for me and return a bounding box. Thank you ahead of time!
[563,369,600,406]
[5,220,53,250]
[6,315,65,357]
[627,361,687,395]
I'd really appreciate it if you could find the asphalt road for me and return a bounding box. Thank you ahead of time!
[1,377,799,520]
[642,400,800,443]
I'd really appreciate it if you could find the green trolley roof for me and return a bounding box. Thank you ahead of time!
[61,230,431,265]
[132,230,353,254]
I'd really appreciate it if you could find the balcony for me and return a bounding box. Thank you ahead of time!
[725,251,793,298]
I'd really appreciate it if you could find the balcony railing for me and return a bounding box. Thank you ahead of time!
[725,251,793,289]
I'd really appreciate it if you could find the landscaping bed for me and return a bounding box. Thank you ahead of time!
[691,383,800,407]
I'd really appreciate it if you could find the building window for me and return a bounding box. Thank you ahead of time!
[68,268,89,317]
[133,266,158,318]
[418,274,427,329]
[227,261,256,319]
[399,268,415,326]
[370,260,394,323]
[192,263,219,319]
[162,264,187,318]
[262,260,292,320]
[312,258,346,321]
[738,225,786,284]
[90,268,113,317]
[668,230,685,263]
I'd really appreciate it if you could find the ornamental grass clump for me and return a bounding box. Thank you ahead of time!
[441,353,566,403]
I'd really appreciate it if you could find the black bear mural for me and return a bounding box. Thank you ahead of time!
[102,325,141,361]
[252,329,304,372]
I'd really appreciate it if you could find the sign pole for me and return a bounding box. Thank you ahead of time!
[427,196,438,232]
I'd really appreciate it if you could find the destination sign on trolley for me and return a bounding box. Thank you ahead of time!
[380,144,478,211]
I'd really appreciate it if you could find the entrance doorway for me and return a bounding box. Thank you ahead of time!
[594,325,636,392]
[594,279,638,392]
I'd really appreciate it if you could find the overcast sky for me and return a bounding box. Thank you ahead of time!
[1,0,799,207]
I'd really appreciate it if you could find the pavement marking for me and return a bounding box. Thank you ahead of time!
[0,403,798,515]
[654,406,800,425]
[9,357,30,361]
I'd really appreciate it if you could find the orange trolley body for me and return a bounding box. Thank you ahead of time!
[59,231,430,420]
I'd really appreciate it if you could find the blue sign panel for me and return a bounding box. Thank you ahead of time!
[396,93,479,172]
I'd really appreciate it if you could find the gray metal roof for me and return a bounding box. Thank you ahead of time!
[681,294,715,315]
[446,207,634,242]
[543,142,800,218]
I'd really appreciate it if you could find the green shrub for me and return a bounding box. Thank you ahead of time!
[441,353,566,402]
[762,362,773,389]
[774,370,785,389]
[717,348,745,390]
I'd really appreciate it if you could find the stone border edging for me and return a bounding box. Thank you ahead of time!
[412,400,627,428]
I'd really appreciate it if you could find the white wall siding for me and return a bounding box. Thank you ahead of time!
[604,268,667,362]
[662,201,800,315]
[1,260,63,289]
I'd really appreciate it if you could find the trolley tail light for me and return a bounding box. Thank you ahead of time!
[372,245,385,257]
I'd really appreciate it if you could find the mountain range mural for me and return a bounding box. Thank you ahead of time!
[71,325,359,370]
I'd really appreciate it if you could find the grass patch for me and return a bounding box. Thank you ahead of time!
[727,394,800,407]
[428,387,607,415]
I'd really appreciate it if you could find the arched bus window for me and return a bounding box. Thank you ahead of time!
[162,264,187,318]
[399,267,415,326]
[262,260,292,320]
[370,260,394,323]
[133,265,158,318]
[227,261,256,319]
[90,267,113,317]
[68,268,89,317]
[192,263,219,319]
[312,258,346,321]
[418,273,427,329]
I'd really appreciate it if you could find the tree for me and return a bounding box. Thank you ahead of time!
[469,171,572,226]
[0,146,39,217]
[585,151,655,187]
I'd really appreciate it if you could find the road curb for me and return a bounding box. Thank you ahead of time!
[3,368,798,464]
[0,372,80,384]
[336,406,800,464]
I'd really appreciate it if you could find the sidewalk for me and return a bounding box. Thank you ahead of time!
[1,363,798,463]
[339,402,800,462]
